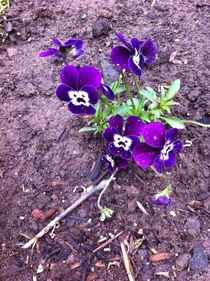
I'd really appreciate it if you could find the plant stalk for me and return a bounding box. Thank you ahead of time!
[121,71,135,109]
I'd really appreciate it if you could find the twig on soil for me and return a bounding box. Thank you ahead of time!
[136,201,149,215]
[120,237,135,281]
[22,175,116,249]
[93,231,124,253]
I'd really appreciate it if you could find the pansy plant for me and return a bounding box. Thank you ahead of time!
[39,35,210,220]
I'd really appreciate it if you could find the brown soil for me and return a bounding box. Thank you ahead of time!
[0,0,210,280]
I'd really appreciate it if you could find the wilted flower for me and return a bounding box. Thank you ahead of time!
[151,187,174,209]
[132,122,183,174]
[101,149,128,173]
[56,65,102,115]
[111,34,158,78]
[39,38,84,59]
[104,115,145,160]
[99,83,115,101]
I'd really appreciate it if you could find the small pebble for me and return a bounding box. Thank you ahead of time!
[184,217,201,235]
[81,14,87,19]
[176,253,191,271]
[189,245,208,272]
[147,11,158,20]
[7,47,17,57]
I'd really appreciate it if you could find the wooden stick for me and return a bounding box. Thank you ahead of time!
[93,231,124,253]
[22,176,115,249]
[120,238,135,281]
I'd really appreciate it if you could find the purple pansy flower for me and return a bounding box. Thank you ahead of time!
[56,65,102,115]
[99,83,115,101]
[151,187,174,210]
[39,38,84,59]
[104,115,145,160]
[132,122,183,174]
[111,34,158,77]
[102,149,128,173]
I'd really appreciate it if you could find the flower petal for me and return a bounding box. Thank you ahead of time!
[128,135,140,150]
[151,195,173,209]
[116,157,128,170]
[64,39,83,49]
[132,143,160,168]
[173,139,183,153]
[39,48,58,57]
[128,56,143,77]
[68,101,96,115]
[109,115,124,135]
[142,122,165,148]
[103,127,119,143]
[140,39,158,64]
[111,46,131,71]
[124,116,145,136]
[99,83,115,101]
[108,143,132,159]
[72,49,85,58]
[78,66,102,89]
[164,151,176,169]
[153,155,163,174]
[56,84,72,102]
[52,38,62,46]
[116,33,133,51]
[165,128,179,143]
[60,65,79,89]
[81,85,99,104]
[131,38,141,53]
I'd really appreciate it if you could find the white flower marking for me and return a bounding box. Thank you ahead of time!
[104,155,115,168]
[160,142,174,161]
[69,90,90,107]
[133,49,141,69]
[113,134,132,151]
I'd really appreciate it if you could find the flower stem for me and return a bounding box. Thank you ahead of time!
[151,166,171,189]
[121,71,135,109]
[183,119,210,128]
[97,168,118,210]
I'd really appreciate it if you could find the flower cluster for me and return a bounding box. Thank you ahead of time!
[40,34,184,212]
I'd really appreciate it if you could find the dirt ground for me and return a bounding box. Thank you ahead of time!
[0,0,210,280]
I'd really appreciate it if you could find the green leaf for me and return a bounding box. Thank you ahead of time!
[149,109,162,119]
[139,88,157,102]
[160,116,185,129]
[164,79,180,101]
[139,111,151,122]
[113,87,125,94]
[112,104,133,116]
[160,85,165,100]
[78,127,97,133]
[165,100,180,106]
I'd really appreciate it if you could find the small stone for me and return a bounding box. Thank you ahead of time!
[81,14,87,19]
[189,245,208,272]
[100,57,119,85]
[176,253,191,271]
[101,10,112,19]
[147,11,158,20]
[184,217,201,235]
[7,47,17,57]
[138,249,148,261]
[92,18,111,38]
